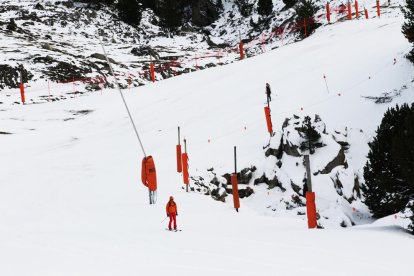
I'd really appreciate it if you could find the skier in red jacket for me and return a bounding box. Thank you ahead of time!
[166,196,178,231]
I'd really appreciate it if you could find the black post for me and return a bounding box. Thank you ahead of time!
[185,138,188,192]
[304,155,313,192]
[234,146,237,174]
[178,126,181,145]
[184,138,187,153]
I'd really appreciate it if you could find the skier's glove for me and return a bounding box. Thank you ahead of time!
[167,214,169,217]
[176,213,178,216]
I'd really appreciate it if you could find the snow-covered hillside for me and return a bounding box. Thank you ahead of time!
[1,0,414,275]
[0,0,400,103]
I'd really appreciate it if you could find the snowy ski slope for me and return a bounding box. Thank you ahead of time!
[1,7,414,276]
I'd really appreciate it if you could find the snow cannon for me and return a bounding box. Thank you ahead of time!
[141,156,157,192]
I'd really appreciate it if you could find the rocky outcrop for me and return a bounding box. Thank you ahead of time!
[0,64,33,89]
[320,148,348,175]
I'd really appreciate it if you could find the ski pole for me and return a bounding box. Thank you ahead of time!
[161,216,168,223]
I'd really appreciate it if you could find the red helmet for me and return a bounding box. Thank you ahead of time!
[170,196,174,200]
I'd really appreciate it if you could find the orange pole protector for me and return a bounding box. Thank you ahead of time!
[141,156,157,191]
[306,192,317,229]
[347,2,352,20]
[264,106,273,134]
[150,63,155,82]
[19,83,25,104]
[182,152,189,185]
[376,0,380,17]
[364,8,369,19]
[231,173,240,210]
[326,3,331,23]
[355,1,359,18]
[239,42,244,60]
[176,144,182,173]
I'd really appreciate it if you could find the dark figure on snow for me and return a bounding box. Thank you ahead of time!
[266,83,272,104]
[166,196,178,231]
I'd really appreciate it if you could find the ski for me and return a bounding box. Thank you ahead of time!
[165,228,182,232]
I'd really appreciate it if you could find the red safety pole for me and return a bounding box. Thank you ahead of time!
[264,106,273,135]
[355,0,359,18]
[150,63,155,82]
[304,155,317,229]
[231,146,240,212]
[326,2,331,23]
[376,0,380,18]
[182,139,189,192]
[239,41,244,60]
[347,1,352,20]
[364,8,369,19]
[306,192,317,228]
[176,127,182,173]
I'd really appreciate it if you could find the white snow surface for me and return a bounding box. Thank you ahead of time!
[1,2,414,276]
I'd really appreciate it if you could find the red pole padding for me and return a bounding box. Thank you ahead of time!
[326,3,331,23]
[306,192,317,229]
[264,106,273,134]
[182,152,189,185]
[19,83,25,104]
[239,42,244,60]
[376,0,380,17]
[150,63,155,82]
[176,144,182,173]
[231,173,240,210]
[347,1,352,20]
[364,8,369,19]
[141,156,157,191]
[355,1,359,18]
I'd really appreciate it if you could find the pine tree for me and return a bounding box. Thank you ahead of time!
[294,0,320,39]
[116,0,142,26]
[401,0,414,62]
[235,0,254,17]
[362,104,414,219]
[298,116,321,154]
[258,0,273,16]
[159,0,182,29]
[216,0,224,11]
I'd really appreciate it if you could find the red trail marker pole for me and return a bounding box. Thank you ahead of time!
[355,0,359,18]
[347,1,352,20]
[326,2,331,23]
[376,0,381,18]
[239,41,244,60]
